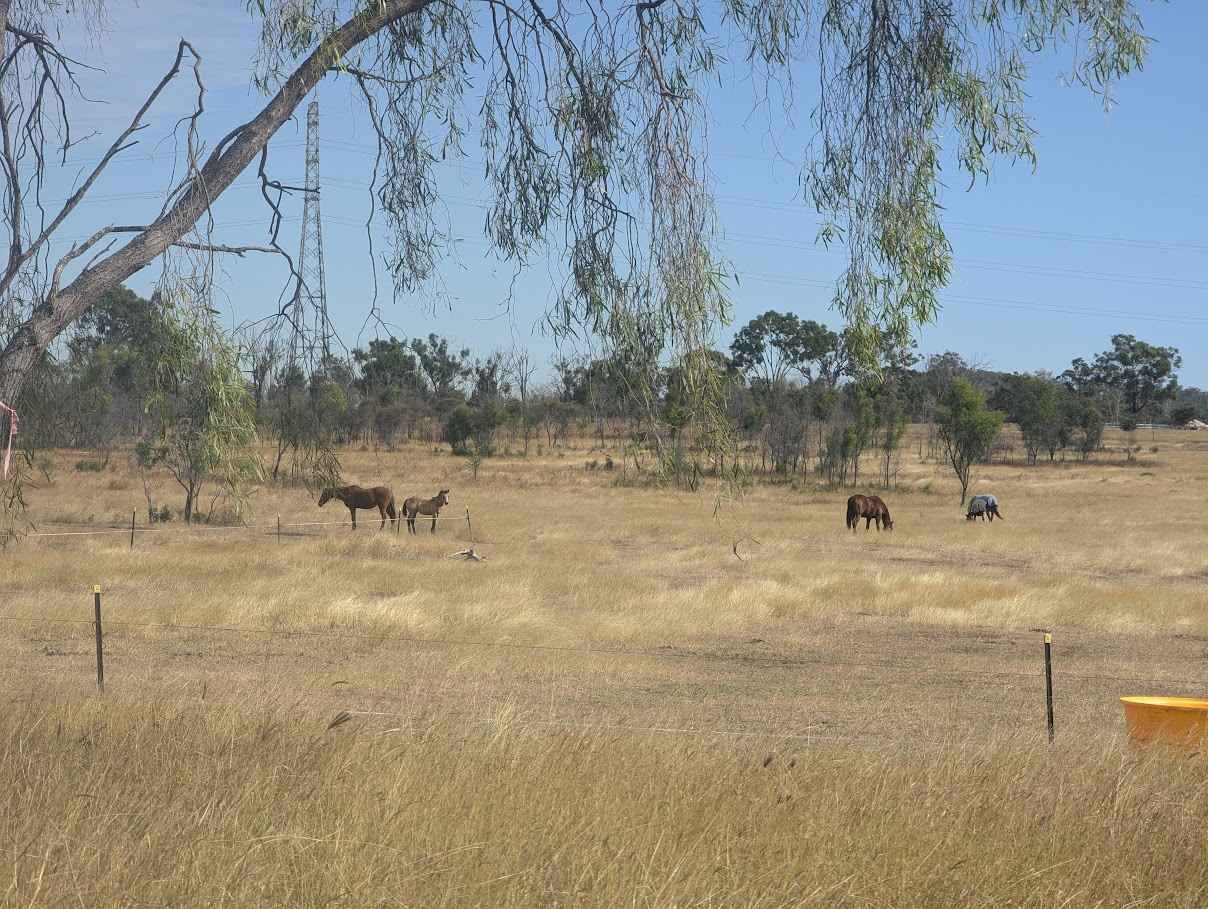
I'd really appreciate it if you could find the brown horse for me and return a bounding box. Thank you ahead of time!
[318,485,397,530]
[403,489,450,534]
[846,494,893,533]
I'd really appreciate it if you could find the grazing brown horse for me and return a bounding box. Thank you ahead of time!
[846,494,893,533]
[318,485,397,530]
[403,489,450,534]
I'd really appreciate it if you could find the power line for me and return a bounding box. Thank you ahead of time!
[35,157,1208,329]
[55,141,307,170]
[728,231,1208,293]
[47,183,1203,296]
[715,194,1208,255]
[31,94,1202,258]
[44,143,1208,263]
[740,271,1208,326]
[45,218,1205,328]
[54,133,1205,255]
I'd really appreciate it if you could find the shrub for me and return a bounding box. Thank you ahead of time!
[75,459,105,472]
[443,404,476,455]
[205,508,243,526]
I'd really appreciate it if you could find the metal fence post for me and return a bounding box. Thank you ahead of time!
[1043,632,1054,743]
[93,585,105,693]
[129,511,136,549]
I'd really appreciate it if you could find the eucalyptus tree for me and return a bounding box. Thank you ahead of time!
[936,378,1004,505]
[135,298,262,524]
[0,0,1151,431]
[1062,335,1182,420]
[729,311,841,389]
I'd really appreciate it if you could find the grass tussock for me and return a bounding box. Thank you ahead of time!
[4,697,1208,907]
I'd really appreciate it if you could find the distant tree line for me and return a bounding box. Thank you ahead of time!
[8,289,1203,516]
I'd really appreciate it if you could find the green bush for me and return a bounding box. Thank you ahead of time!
[443,404,475,454]
[75,459,105,472]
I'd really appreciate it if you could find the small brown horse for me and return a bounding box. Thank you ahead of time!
[846,494,893,533]
[403,489,450,534]
[318,485,397,530]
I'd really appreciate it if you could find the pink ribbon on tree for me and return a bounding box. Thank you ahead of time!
[0,400,16,479]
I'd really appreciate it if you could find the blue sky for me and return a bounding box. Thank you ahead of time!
[51,1,1208,386]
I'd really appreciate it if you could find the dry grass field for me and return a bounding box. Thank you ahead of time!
[3,425,1208,906]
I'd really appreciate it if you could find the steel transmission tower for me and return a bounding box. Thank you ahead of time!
[290,98,335,366]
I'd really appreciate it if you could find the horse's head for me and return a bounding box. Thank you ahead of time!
[318,488,334,507]
[883,511,894,531]
[436,489,450,507]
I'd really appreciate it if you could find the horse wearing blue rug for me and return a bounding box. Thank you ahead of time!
[967,494,1003,522]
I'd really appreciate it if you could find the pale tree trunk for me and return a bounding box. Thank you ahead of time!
[0,0,429,406]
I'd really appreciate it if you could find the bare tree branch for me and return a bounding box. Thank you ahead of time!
[0,0,435,404]
[0,39,195,300]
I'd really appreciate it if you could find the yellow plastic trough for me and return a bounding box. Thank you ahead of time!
[1120,696,1208,745]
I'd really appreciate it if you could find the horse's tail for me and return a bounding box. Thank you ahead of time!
[845,498,857,529]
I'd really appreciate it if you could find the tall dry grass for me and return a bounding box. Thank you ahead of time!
[4,695,1208,907]
[3,427,1208,904]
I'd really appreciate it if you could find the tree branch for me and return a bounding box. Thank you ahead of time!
[0,39,195,300]
[0,0,435,405]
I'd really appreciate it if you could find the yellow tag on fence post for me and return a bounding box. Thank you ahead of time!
[1044,632,1052,644]
[92,584,101,594]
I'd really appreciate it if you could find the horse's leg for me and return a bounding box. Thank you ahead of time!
[430,513,437,534]
[379,503,387,529]
[350,506,357,530]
